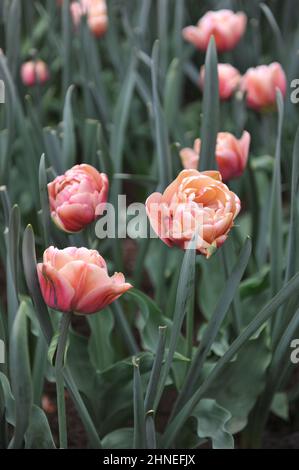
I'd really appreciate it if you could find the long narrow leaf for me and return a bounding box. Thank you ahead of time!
[171,238,251,418]
[199,36,219,171]
[162,270,299,448]
[133,357,146,449]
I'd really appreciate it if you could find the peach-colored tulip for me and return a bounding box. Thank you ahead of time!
[37,247,132,314]
[182,9,247,52]
[180,131,251,181]
[21,60,49,87]
[48,164,109,233]
[199,63,241,100]
[240,62,287,112]
[70,0,108,37]
[146,170,240,257]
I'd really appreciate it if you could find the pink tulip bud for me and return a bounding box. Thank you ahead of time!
[240,62,287,112]
[48,164,109,233]
[180,131,251,181]
[21,60,49,87]
[182,9,247,52]
[199,63,241,100]
[70,0,108,37]
[37,247,132,314]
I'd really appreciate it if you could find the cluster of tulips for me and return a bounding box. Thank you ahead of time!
[181,9,287,181]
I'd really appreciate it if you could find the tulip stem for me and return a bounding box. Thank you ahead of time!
[186,283,195,360]
[55,313,72,449]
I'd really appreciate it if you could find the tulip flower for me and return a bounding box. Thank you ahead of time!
[21,60,49,87]
[37,247,132,314]
[240,62,287,112]
[146,170,240,257]
[48,164,109,233]
[182,9,247,52]
[70,0,108,37]
[199,64,241,100]
[180,131,251,181]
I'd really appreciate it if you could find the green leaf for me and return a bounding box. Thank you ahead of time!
[145,414,157,449]
[133,357,146,449]
[25,406,56,449]
[270,90,284,296]
[164,59,180,130]
[198,250,225,320]
[5,0,21,80]
[39,154,51,246]
[151,40,172,189]
[102,428,133,449]
[0,373,55,449]
[260,3,283,62]
[0,185,11,228]
[8,204,21,287]
[22,225,53,345]
[61,0,72,94]
[129,288,167,351]
[43,128,63,174]
[172,238,251,418]
[110,301,139,356]
[62,85,76,170]
[6,205,20,332]
[199,36,219,171]
[155,238,196,409]
[207,330,271,433]
[193,399,234,449]
[239,265,270,299]
[110,55,137,173]
[144,326,167,412]
[9,301,33,448]
[285,126,299,282]
[271,392,289,421]
[162,270,299,447]
[88,309,115,371]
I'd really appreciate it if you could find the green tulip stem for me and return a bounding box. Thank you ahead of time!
[55,313,72,449]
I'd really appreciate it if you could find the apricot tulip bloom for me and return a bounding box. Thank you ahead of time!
[199,64,241,100]
[146,170,240,257]
[180,131,251,182]
[240,62,287,112]
[70,0,108,37]
[48,164,109,233]
[37,247,132,314]
[21,60,49,87]
[182,9,247,52]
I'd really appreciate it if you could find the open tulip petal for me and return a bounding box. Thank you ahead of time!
[37,263,75,312]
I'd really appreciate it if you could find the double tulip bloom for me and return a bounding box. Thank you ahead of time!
[70,0,108,37]
[183,9,247,52]
[37,247,132,314]
[48,164,108,233]
[180,131,251,182]
[199,64,241,100]
[240,62,287,112]
[146,170,240,258]
[21,60,49,87]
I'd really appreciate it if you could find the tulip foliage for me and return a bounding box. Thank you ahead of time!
[0,0,299,450]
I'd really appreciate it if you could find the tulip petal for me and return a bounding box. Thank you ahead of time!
[37,263,75,312]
